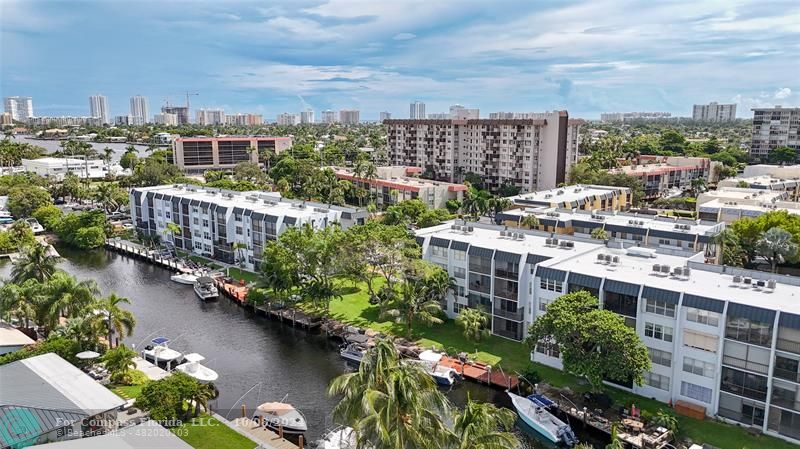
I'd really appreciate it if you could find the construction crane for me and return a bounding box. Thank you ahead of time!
[183,91,199,110]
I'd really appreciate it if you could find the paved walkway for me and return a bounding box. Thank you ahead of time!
[133,356,171,380]
[211,413,299,449]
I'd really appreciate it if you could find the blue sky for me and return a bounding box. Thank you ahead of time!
[1,0,799,120]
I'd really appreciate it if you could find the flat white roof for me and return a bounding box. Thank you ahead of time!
[507,185,627,204]
[699,198,800,214]
[22,157,104,166]
[700,188,787,201]
[0,322,35,347]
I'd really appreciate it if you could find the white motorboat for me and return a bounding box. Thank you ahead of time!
[413,350,459,386]
[339,343,366,364]
[141,337,183,366]
[253,401,307,434]
[194,276,219,301]
[174,353,219,383]
[171,271,200,285]
[507,391,577,446]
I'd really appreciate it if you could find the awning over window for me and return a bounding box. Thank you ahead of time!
[727,302,776,324]
[494,250,521,263]
[568,273,602,289]
[779,312,800,330]
[604,279,640,297]
[642,286,680,305]
[468,246,494,258]
[536,267,566,282]
[450,241,469,251]
[526,254,551,266]
[430,237,451,248]
[682,294,724,313]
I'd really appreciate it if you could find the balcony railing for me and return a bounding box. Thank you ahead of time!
[720,383,768,402]
[493,307,524,322]
[778,338,800,355]
[493,327,523,341]
[770,394,800,413]
[774,367,800,384]
[494,268,519,280]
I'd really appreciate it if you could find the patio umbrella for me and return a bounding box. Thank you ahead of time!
[76,350,101,360]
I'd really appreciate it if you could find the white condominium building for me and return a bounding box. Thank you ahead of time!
[130,96,149,125]
[693,102,737,122]
[172,136,293,173]
[339,109,360,125]
[321,110,337,124]
[416,221,800,443]
[89,95,109,124]
[300,109,315,124]
[751,107,800,160]
[196,109,225,125]
[409,101,426,119]
[385,111,582,192]
[4,96,33,122]
[277,113,300,126]
[130,184,368,271]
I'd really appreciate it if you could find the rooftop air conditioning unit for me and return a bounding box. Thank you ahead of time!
[597,254,606,261]
[500,230,507,237]
[652,264,661,272]
[767,279,777,290]
[612,256,619,264]
[545,194,552,199]
[557,190,564,195]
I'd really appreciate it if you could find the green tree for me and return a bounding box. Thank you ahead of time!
[95,293,136,348]
[526,291,651,394]
[702,137,722,154]
[7,185,53,218]
[119,150,138,170]
[756,227,798,272]
[456,308,490,342]
[449,396,519,449]
[233,161,267,185]
[382,276,445,339]
[203,170,226,183]
[590,227,609,240]
[652,409,679,436]
[519,215,539,230]
[103,344,137,384]
[11,243,61,284]
[136,373,203,422]
[163,222,181,243]
[32,204,63,230]
[42,270,99,329]
[659,130,687,154]
[769,146,796,164]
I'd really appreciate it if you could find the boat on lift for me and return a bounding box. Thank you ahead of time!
[253,400,308,434]
[194,276,219,301]
[174,353,219,383]
[412,350,460,386]
[339,343,366,365]
[141,337,183,366]
[507,391,577,446]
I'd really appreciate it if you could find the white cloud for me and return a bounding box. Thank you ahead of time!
[393,33,416,41]
[774,88,793,100]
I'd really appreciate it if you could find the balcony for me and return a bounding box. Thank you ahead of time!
[778,338,800,355]
[494,268,519,280]
[493,306,524,322]
[774,367,800,384]
[720,382,768,402]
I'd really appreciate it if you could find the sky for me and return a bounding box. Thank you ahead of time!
[1,0,799,121]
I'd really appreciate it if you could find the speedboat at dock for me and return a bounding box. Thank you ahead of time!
[507,391,577,446]
[141,337,183,367]
[174,353,219,383]
[194,276,219,301]
[253,401,308,434]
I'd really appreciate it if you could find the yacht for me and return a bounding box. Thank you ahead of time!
[141,337,183,367]
[253,401,308,434]
[507,391,577,446]
[174,353,219,383]
[339,343,366,365]
[194,276,219,301]
[413,350,459,386]
[171,270,202,285]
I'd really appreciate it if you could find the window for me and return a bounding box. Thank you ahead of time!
[684,356,715,378]
[193,217,199,225]
[644,298,676,318]
[681,381,712,403]
[235,226,243,235]
[194,241,202,249]
[658,238,671,246]
[721,366,768,401]
[644,371,670,391]
[645,322,673,342]
[540,278,563,292]
[726,314,773,347]
[202,219,209,227]
[684,329,718,353]
[454,303,467,314]
[203,232,211,240]
[723,341,770,375]
[536,340,560,358]
[539,299,550,312]
[452,250,466,261]
[453,267,466,279]
[648,347,672,367]
[431,245,447,258]
[686,307,720,327]
[234,213,242,222]
[456,286,465,297]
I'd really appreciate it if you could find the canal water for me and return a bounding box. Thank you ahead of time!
[0,246,603,448]
[13,136,149,162]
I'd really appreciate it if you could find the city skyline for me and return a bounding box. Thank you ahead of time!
[2,1,799,120]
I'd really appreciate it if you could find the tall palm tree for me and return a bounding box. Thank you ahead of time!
[756,227,798,273]
[448,396,519,449]
[94,183,122,213]
[102,344,137,384]
[192,383,216,417]
[163,222,181,244]
[52,316,105,350]
[382,280,444,339]
[95,293,136,348]
[11,243,61,284]
[455,308,490,342]
[0,280,40,328]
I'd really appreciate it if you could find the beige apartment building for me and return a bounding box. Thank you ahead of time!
[384,111,581,193]
[751,106,800,160]
[172,136,292,173]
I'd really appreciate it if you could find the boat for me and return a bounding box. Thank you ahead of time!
[174,353,219,383]
[171,271,201,285]
[253,401,307,434]
[507,391,577,446]
[194,276,219,301]
[413,350,460,386]
[141,337,183,366]
[339,343,366,364]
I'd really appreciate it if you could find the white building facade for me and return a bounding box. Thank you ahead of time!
[130,95,149,125]
[410,101,426,119]
[4,96,33,122]
[751,107,800,160]
[89,95,110,124]
[693,102,737,122]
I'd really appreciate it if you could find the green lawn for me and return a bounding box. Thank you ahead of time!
[226,267,260,283]
[111,384,144,400]
[172,415,256,449]
[325,281,797,449]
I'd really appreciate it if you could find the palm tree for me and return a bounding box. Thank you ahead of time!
[519,215,539,230]
[0,280,40,328]
[607,424,625,449]
[53,316,105,350]
[456,308,490,342]
[11,243,61,284]
[382,280,444,339]
[192,383,216,417]
[102,344,137,384]
[690,177,707,196]
[449,396,519,449]
[41,270,99,329]
[328,339,451,449]
[95,293,136,348]
[591,227,609,241]
[756,227,798,273]
[232,242,248,266]
[102,147,114,169]
[163,222,181,244]
[94,182,122,213]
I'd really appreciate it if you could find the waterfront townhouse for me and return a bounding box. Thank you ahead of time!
[172,136,293,173]
[496,207,724,258]
[505,184,632,212]
[415,222,800,443]
[332,166,467,209]
[384,112,582,193]
[130,184,367,271]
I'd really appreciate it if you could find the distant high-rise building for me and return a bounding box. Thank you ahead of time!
[600,112,671,122]
[4,96,33,122]
[89,95,109,124]
[154,112,179,126]
[427,113,449,119]
[693,102,737,122]
[277,113,300,126]
[449,104,479,119]
[161,106,189,125]
[751,106,800,159]
[300,109,315,124]
[225,113,263,126]
[115,115,134,126]
[409,101,426,119]
[339,109,360,125]
[1,112,11,126]
[386,111,577,192]
[380,111,392,121]
[196,109,225,125]
[321,110,337,124]
[129,96,149,125]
